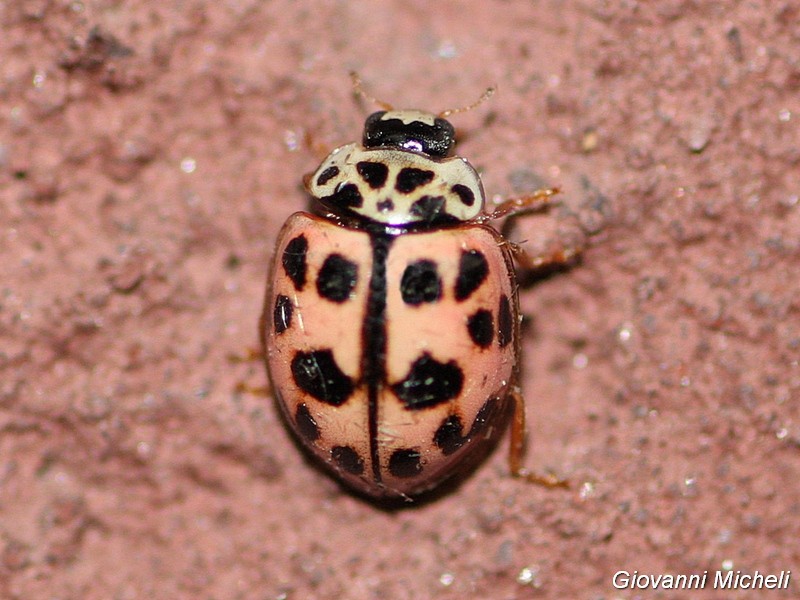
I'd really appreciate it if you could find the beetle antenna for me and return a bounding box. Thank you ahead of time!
[438,86,496,118]
[349,71,394,111]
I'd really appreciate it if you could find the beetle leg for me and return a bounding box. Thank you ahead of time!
[228,347,271,395]
[227,347,265,363]
[487,187,560,220]
[234,382,271,395]
[509,387,569,488]
[507,240,583,271]
[490,187,584,270]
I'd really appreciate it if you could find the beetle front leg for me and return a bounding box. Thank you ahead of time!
[509,387,569,488]
[506,239,583,271]
[487,187,560,220]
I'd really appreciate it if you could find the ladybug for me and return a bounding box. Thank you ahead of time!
[262,79,572,499]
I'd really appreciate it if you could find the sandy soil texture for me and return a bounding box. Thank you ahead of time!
[2,1,798,598]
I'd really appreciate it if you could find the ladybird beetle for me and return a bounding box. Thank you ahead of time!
[262,78,573,499]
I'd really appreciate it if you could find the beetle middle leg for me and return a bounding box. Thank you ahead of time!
[490,187,583,270]
[508,387,569,488]
[228,336,270,395]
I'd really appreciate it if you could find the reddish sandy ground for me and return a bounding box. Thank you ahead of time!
[2,1,799,599]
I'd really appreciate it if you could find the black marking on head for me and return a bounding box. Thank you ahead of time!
[316,253,358,303]
[356,161,389,189]
[455,249,489,301]
[321,182,363,209]
[295,403,320,442]
[388,448,423,478]
[467,309,494,348]
[434,414,465,456]
[331,445,365,475]
[316,166,340,186]
[395,167,435,194]
[498,295,513,348]
[451,183,475,207]
[291,350,354,406]
[400,260,442,305]
[363,111,456,158]
[273,294,293,334]
[376,198,394,213]
[282,235,308,291]
[392,353,464,410]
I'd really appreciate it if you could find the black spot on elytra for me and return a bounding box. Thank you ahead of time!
[395,167,435,193]
[455,249,489,301]
[388,448,423,478]
[316,254,358,303]
[434,396,503,456]
[498,295,513,348]
[356,161,389,189]
[322,182,363,209]
[467,309,494,348]
[434,414,465,456]
[451,183,475,206]
[331,445,364,475]
[295,403,320,442]
[392,353,464,410]
[282,235,308,291]
[291,350,354,406]
[400,260,442,305]
[273,294,293,334]
[316,165,340,186]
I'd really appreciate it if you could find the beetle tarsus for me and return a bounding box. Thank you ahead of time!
[509,387,569,489]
